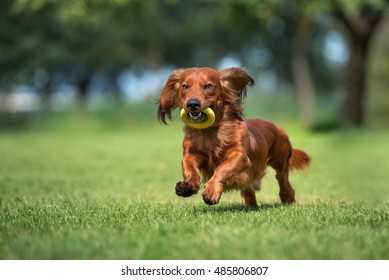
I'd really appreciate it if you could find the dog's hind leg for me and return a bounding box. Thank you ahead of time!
[269,133,296,204]
[274,164,295,204]
[269,156,295,204]
[241,185,258,207]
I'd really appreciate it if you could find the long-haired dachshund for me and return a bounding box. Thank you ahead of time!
[158,67,311,207]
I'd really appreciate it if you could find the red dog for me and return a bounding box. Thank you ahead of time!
[158,67,310,206]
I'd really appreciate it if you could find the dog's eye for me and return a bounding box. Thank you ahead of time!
[205,83,213,89]
[182,84,189,89]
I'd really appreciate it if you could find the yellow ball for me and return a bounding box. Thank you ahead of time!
[180,107,216,129]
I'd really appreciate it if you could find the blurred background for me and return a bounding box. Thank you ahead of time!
[0,0,388,130]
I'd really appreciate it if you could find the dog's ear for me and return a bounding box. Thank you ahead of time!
[158,69,184,124]
[218,67,254,102]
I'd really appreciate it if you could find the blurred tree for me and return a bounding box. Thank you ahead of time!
[227,0,388,126]
[0,0,52,93]
[291,9,316,126]
[367,16,389,126]
[332,0,387,126]
[5,0,136,106]
[222,0,321,126]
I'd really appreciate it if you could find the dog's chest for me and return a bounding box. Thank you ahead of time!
[190,132,228,165]
[191,135,219,154]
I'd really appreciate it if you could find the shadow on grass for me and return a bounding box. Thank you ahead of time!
[198,202,285,213]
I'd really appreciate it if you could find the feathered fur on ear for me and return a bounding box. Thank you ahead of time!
[218,67,254,104]
[157,69,184,124]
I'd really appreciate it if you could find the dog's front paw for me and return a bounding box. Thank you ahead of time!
[202,183,222,205]
[202,193,219,205]
[175,181,198,197]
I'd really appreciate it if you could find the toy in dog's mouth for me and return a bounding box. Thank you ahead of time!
[188,111,207,123]
[180,107,215,129]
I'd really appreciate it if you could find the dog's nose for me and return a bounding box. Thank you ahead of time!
[186,99,201,111]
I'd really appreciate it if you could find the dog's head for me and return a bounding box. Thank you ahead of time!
[157,67,254,125]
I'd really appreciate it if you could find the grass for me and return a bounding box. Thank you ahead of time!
[0,99,389,259]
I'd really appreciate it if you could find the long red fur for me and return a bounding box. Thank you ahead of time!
[158,67,311,206]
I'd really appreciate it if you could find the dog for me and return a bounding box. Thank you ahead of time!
[158,67,311,207]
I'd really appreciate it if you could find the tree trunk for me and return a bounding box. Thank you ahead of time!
[40,71,53,110]
[341,37,368,126]
[108,72,123,106]
[76,75,91,108]
[333,2,384,126]
[291,13,316,127]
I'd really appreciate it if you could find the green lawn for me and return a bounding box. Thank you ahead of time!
[0,102,388,259]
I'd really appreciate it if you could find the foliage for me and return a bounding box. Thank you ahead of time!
[1,0,388,125]
[0,0,344,91]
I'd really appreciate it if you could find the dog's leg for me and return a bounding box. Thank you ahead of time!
[241,187,258,207]
[202,150,251,205]
[176,159,200,197]
[202,180,223,205]
[274,163,295,204]
[176,151,202,198]
[268,131,296,204]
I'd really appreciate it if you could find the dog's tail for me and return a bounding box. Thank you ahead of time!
[289,149,311,170]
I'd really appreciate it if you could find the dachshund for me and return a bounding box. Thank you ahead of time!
[158,67,311,207]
